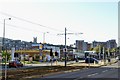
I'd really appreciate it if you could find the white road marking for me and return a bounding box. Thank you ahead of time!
[72,69,80,72]
[73,77,83,80]
[102,70,108,73]
[88,73,98,77]
[88,74,92,77]
[64,71,72,73]
[93,73,98,75]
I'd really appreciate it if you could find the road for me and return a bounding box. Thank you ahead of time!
[32,61,120,80]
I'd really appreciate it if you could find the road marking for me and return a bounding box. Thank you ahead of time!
[74,77,83,80]
[88,74,92,77]
[88,73,98,77]
[64,71,72,73]
[102,71,106,73]
[72,69,80,72]
[102,70,108,73]
[64,69,81,73]
[93,73,98,75]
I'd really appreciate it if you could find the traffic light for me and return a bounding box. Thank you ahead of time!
[50,48,53,56]
[55,52,58,56]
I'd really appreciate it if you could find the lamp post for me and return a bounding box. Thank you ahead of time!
[2,18,11,80]
[43,32,49,43]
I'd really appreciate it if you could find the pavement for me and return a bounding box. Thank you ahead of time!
[24,61,78,67]
[0,58,118,70]
[24,58,118,67]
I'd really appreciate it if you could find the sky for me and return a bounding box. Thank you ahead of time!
[0,0,119,46]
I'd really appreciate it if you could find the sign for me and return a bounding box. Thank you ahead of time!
[11,47,15,61]
[63,48,67,52]
[39,44,42,50]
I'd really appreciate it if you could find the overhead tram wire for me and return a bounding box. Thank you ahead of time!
[0,21,64,39]
[0,11,64,32]
[66,29,83,36]
[0,21,45,33]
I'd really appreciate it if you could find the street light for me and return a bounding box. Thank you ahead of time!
[2,18,11,80]
[43,32,49,44]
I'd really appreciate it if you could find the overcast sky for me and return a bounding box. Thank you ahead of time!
[0,0,118,45]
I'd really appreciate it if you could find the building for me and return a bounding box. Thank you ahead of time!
[33,37,37,43]
[76,40,88,51]
[106,39,117,49]
[118,38,120,47]
[76,40,83,51]
[91,41,107,48]
[91,39,117,49]
[0,37,2,46]
[91,41,98,48]
[76,39,117,52]
[87,43,91,51]
[32,43,61,58]
[0,37,32,50]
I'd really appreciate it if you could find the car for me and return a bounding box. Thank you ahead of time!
[9,61,23,68]
[85,57,99,63]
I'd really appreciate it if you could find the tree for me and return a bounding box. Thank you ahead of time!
[93,45,103,54]
[93,46,99,53]
[116,46,120,52]
[90,48,93,51]
[110,48,116,53]
[2,51,11,62]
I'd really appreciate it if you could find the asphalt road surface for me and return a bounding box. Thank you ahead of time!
[32,61,120,80]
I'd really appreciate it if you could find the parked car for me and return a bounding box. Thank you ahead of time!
[85,58,99,63]
[9,61,23,68]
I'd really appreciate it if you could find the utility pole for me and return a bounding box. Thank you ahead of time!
[57,28,83,67]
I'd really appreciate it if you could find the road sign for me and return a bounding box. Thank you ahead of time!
[39,44,42,50]
[63,48,67,52]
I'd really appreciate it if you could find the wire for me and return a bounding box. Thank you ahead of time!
[0,11,64,32]
[0,21,44,33]
[0,21,64,39]
[0,12,81,43]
